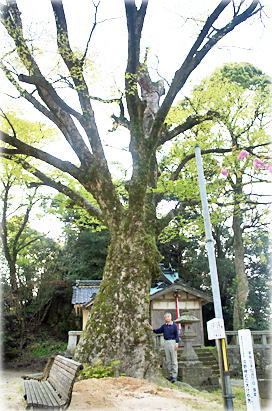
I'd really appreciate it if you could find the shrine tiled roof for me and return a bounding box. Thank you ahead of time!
[71,280,101,304]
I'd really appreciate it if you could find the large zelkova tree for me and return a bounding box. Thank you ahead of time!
[0,0,264,376]
[159,62,271,330]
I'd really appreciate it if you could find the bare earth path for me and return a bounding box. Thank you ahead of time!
[0,370,223,410]
[1,369,26,410]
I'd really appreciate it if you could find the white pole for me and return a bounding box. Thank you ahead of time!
[194,145,234,410]
[194,145,223,318]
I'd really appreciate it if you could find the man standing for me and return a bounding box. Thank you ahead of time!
[149,312,179,383]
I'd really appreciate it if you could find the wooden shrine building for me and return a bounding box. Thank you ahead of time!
[71,266,212,346]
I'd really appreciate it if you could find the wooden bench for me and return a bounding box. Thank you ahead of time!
[22,355,83,409]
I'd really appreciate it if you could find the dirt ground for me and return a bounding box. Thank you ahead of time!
[0,370,221,410]
[69,376,222,410]
[1,369,26,410]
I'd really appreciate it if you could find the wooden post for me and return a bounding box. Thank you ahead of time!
[174,292,181,332]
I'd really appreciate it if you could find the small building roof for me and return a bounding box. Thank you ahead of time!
[71,280,100,305]
[150,281,212,303]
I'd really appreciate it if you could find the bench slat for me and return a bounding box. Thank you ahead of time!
[44,381,64,406]
[50,363,75,381]
[55,355,82,368]
[52,359,79,376]
[29,380,39,406]
[25,380,38,407]
[34,381,58,407]
[24,380,61,408]
[48,374,71,401]
[32,380,42,406]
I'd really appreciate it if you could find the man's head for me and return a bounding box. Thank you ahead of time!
[164,312,172,324]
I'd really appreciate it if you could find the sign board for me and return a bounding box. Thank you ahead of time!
[238,329,260,411]
[207,318,226,340]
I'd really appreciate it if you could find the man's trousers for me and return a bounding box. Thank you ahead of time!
[164,339,178,378]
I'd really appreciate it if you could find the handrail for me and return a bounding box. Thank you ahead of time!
[225,330,272,346]
[66,329,272,354]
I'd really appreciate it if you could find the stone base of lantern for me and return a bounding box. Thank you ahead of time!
[178,360,219,391]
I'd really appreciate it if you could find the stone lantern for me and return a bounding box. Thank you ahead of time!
[175,311,201,363]
[175,310,216,389]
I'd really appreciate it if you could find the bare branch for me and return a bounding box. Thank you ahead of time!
[160,110,220,144]
[17,74,82,120]
[0,109,17,137]
[124,0,149,122]
[0,2,93,165]
[150,0,262,142]
[12,200,34,259]
[16,235,45,254]
[0,62,59,123]
[156,199,198,233]
[81,0,100,64]
[50,0,107,160]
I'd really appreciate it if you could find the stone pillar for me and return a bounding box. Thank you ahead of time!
[66,331,82,355]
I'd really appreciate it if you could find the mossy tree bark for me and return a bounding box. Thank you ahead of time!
[0,0,261,377]
[75,215,161,376]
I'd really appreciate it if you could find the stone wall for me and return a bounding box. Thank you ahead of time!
[227,345,272,378]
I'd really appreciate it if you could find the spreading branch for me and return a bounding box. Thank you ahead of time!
[0,131,80,178]
[156,199,198,233]
[1,156,104,222]
[0,1,93,165]
[81,0,100,64]
[50,0,107,160]
[160,110,220,144]
[150,0,262,142]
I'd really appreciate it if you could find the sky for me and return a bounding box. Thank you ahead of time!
[0,0,271,238]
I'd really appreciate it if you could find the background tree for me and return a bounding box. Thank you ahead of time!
[0,178,79,358]
[158,62,271,329]
[48,193,109,281]
[0,0,264,377]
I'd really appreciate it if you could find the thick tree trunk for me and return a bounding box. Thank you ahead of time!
[232,205,248,330]
[75,216,161,378]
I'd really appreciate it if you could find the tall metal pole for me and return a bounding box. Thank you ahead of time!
[194,145,234,410]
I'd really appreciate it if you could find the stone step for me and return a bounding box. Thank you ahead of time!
[196,355,217,361]
[178,354,217,362]
[193,352,217,357]
[177,347,220,378]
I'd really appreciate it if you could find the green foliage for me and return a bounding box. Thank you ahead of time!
[0,110,56,147]
[244,231,271,329]
[215,62,271,91]
[29,340,67,357]
[58,228,109,281]
[78,360,124,380]
[48,191,104,231]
